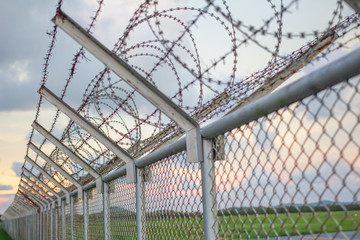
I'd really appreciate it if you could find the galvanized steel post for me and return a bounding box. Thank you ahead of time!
[55,202,58,240]
[83,190,88,240]
[62,200,66,240]
[136,168,145,240]
[201,140,218,240]
[71,195,74,240]
[103,182,110,240]
[50,202,53,240]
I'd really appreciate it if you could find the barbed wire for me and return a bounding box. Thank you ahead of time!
[50,0,360,184]
[9,0,360,214]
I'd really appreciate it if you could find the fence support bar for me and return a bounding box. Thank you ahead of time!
[25,156,70,204]
[38,86,136,183]
[19,187,46,207]
[52,9,203,164]
[32,121,103,193]
[20,180,52,204]
[22,167,61,200]
[21,174,55,201]
[28,142,83,200]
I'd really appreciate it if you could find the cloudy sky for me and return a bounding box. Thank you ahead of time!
[0,0,358,215]
[0,0,146,214]
[0,0,57,214]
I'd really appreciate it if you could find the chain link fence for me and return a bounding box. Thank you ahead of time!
[1,0,360,239]
[6,70,356,240]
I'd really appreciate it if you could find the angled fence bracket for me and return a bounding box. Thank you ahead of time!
[28,142,83,200]
[19,186,47,207]
[22,167,61,205]
[20,180,52,204]
[38,86,136,183]
[52,9,203,163]
[25,156,71,204]
[32,121,104,193]
[20,177,52,203]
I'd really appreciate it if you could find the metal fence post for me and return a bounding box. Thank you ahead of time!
[71,195,74,240]
[201,139,218,240]
[83,190,88,240]
[46,203,51,239]
[62,199,66,240]
[28,215,31,240]
[47,205,50,240]
[136,168,145,240]
[103,182,110,240]
[55,202,58,240]
[40,207,43,240]
[50,202,53,240]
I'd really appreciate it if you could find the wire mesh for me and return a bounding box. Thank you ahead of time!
[65,201,71,239]
[87,188,105,240]
[46,208,51,240]
[109,176,136,239]
[74,197,84,240]
[143,151,204,239]
[214,77,360,239]
[57,203,63,240]
[2,0,360,239]
[52,207,57,240]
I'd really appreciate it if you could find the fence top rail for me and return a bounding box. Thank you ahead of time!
[59,47,360,200]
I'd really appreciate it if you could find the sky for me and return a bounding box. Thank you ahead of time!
[0,0,57,214]
[0,0,359,215]
[0,0,150,214]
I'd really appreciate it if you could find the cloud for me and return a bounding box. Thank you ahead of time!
[0,185,13,191]
[0,194,15,214]
[0,1,55,111]
[11,162,23,177]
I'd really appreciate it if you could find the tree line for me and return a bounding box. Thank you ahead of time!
[217,204,360,216]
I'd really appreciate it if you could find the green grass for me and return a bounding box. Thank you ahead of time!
[218,210,360,239]
[0,225,12,240]
[77,211,360,239]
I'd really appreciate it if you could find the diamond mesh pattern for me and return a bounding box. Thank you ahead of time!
[57,204,62,239]
[65,201,71,239]
[144,151,204,239]
[87,188,104,240]
[74,197,84,239]
[109,176,136,239]
[53,207,58,240]
[214,78,360,239]
[42,210,47,239]
[46,209,51,240]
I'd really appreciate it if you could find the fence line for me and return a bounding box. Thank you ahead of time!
[2,1,360,239]
[3,45,360,239]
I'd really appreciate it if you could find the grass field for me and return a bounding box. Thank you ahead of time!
[217,210,360,239]
[99,210,360,239]
[0,225,12,240]
[67,210,360,239]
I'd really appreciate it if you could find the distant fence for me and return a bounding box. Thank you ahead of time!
[2,0,360,239]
